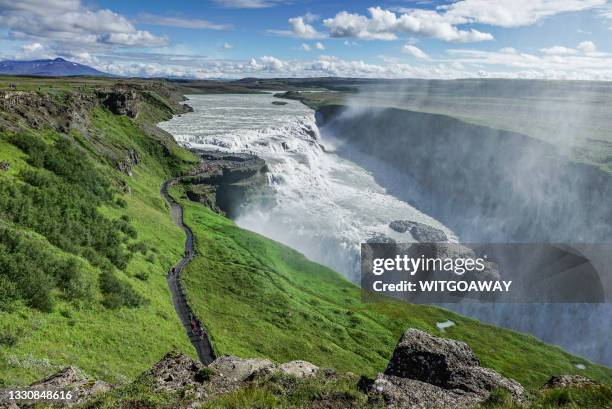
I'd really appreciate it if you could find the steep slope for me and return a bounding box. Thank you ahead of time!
[171,184,612,388]
[0,77,610,393]
[0,78,198,385]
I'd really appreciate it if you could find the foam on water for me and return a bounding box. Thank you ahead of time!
[159,93,453,280]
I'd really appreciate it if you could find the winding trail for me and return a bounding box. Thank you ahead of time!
[161,179,216,365]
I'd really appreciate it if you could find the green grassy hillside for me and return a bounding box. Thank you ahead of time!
[0,81,198,385]
[0,77,610,393]
[171,186,611,388]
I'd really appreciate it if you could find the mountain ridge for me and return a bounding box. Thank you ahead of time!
[0,57,110,77]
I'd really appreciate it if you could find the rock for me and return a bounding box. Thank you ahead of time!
[116,148,141,176]
[370,374,481,409]
[26,366,111,406]
[279,360,318,378]
[97,89,139,117]
[385,329,479,384]
[0,161,9,172]
[209,355,276,383]
[542,375,598,389]
[370,329,524,408]
[145,351,205,392]
[272,101,288,105]
[366,233,396,244]
[389,220,447,242]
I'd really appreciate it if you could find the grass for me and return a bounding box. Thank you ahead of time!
[170,184,612,389]
[0,82,199,386]
[1,76,610,397]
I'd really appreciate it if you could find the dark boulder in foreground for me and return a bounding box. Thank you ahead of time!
[389,220,448,242]
[369,328,524,408]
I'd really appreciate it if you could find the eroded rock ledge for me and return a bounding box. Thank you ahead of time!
[183,149,272,218]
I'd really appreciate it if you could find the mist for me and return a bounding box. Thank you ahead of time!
[318,79,612,365]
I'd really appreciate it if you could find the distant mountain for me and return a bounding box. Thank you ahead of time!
[0,57,109,77]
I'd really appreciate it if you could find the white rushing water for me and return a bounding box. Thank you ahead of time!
[160,93,453,281]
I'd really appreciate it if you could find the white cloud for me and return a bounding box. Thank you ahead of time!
[540,41,597,56]
[540,46,579,55]
[288,16,324,39]
[0,0,167,48]
[577,40,597,53]
[259,55,284,71]
[499,47,518,54]
[18,42,52,59]
[301,43,311,51]
[441,0,606,28]
[138,13,232,30]
[223,42,234,50]
[315,42,325,50]
[402,44,429,59]
[212,0,287,8]
[323,7,493,42]
[54,49,612,81]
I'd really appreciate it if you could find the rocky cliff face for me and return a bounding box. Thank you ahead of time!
[318,105,612,244]
[184,150,272,218]
[97,89,139,118]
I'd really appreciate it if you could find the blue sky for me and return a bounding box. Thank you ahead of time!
[1,0,612,79]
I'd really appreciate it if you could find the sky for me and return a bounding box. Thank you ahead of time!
[1,0,612,79]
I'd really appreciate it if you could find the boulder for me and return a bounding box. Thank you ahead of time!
[370,329,524,408]
[145,351,205,392]
[209,355,276,383]
[542,375,598,389]
[389,220,447,242]
[366,233,397,245]
[370,374,481,409]
[384,328,479,385]
[279,360,318,378]
[28,366,111,406]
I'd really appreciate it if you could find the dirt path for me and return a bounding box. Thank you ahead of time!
[161,179,215,365]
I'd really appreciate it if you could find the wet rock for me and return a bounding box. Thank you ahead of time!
[279,360,318,378]
[389,220,447,242]
[366,233,397,244]
[542,375,598,389]
[370,329,524,408]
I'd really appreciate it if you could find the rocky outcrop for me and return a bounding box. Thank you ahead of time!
[97,89,139,118]
[184,150,272,218]
[542,375,598,389]
[0,366,112,407]
[279,360,319,378]
[369,329,524,408]
[389,220,447,242]
[116,148,141,176]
